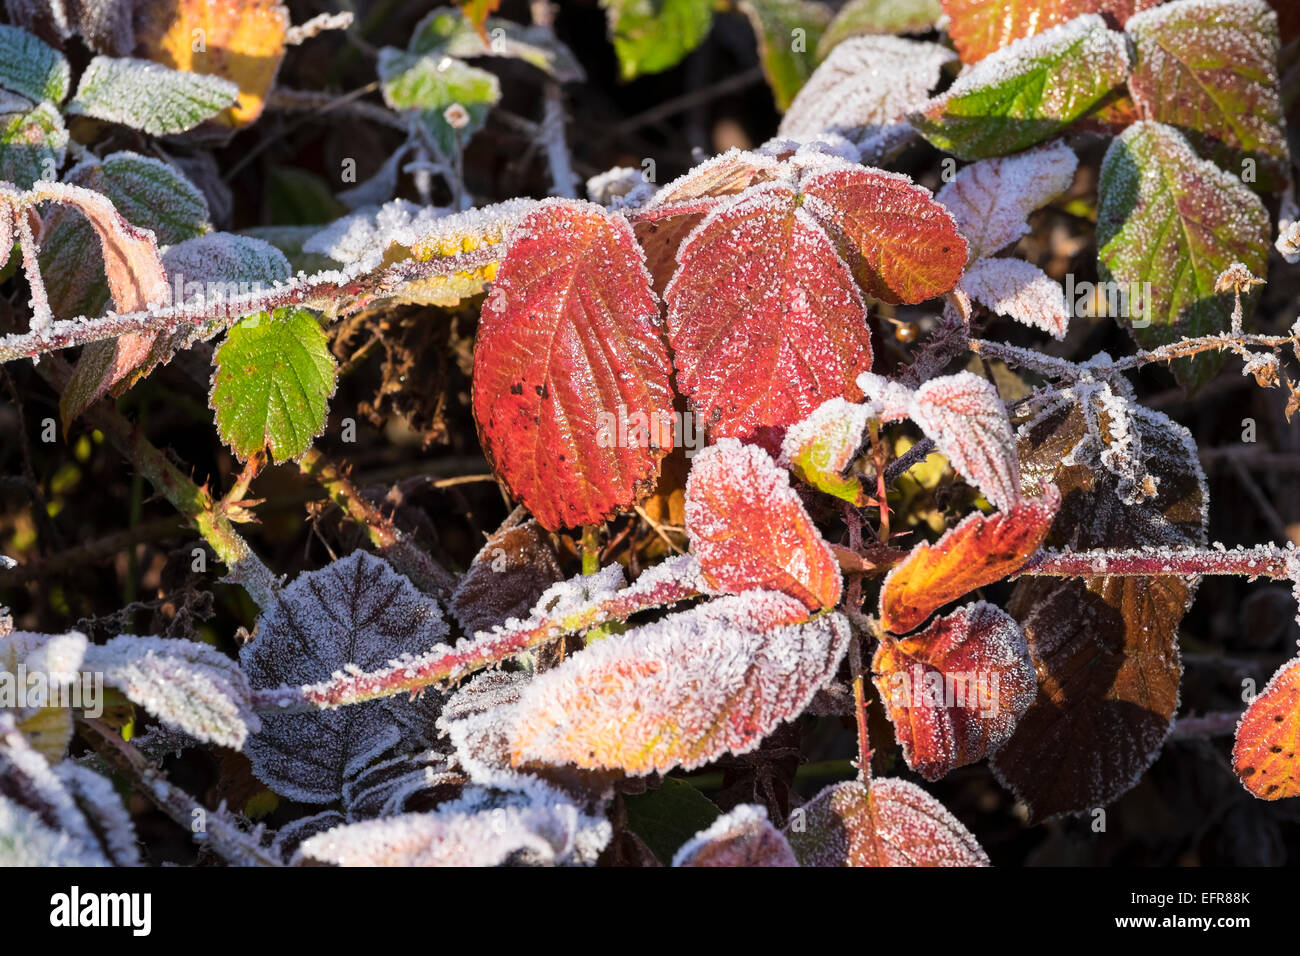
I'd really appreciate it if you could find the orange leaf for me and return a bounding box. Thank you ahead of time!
[686,438,842,611]
[783,779,988,866]
[1233,657,1300,800]
[872,601,1036,780]
[880,485,1060,633]
[941,0,1161,64]
[134,0,290,128]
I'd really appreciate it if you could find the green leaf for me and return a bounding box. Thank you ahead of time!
[410,6,586,83]
[1098,121,1270,389]
[0,101,65,189]
[378,49,501,155]
[240,225,340,276]
[623,778,722,864]
[39,151,210,320]
[817,0,942,60]
[210,309,337,463]
[1127,0,1289,191]
[65,56,239,135]
[0,24,70,103]
[600,0,715,80]
[740,0,831,111]
[909,14,1129,159]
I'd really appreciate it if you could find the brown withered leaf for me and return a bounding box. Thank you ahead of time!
[449,518,563,637]
[991,388,1206,821]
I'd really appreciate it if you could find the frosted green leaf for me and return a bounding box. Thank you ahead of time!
[241,225,340,275]
[0,24,70,103]
[600,0,714,80]
[909,14,1129,159]
[0,100,65,189]
[741,0,831,110]
[1127,0,1288,191]
[65,56,239,135]
[39,151,209,320]
[624,778,722,864]
[817,0,942,59]
[410,6,585,83]
[1098,121,1270,389]
[210,308,337,463]
[378,48,501,155]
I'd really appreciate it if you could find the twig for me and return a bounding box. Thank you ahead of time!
[884,438,935,483]
[1018,545,1296,580]
[1167,710,1243,741]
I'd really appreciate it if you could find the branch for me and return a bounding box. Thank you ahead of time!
[1018,545,1296,580]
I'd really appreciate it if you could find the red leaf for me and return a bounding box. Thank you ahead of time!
[942,0,1161,64]
[686,438,842,611]
[1233,657,1300,800]
[879,485,1060,633]
[800,166,967,304]
[784,779,989,866]
[473,199,675,531]
[665,182,873,440]
[872,601,1036,780]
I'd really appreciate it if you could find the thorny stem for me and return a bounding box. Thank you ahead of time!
[1018,545,1296,580]
[848,634,873,783]
[298,447,458,601]
[867,421,890,543]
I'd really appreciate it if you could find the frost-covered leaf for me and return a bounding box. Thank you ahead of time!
[508,593,850,775]
[210,308,336,463]
[936,142,1078,261]
[910,15,1129,159]
[818,0,943,58]
[82,635,259,749]
[781,398,873,505]
[450,519,563,637]
[66,56,240,135]
[134,0,290,127]
[299,786,610,866]
[379,48,500,155]
[0,23,69,102]
[0,716,137,865]
[779,36,955,147]
[910,371,1023,510]
[410,6,585,83]
[632,148,782,294]
[0,100,65,189]
[1233,657,1300,800]
[942,0,1161,63]
[1127,0,1288,190]
[992,385,1206,821]
[740,0,831,111]
[872,601,1035,780]
[686,438,842,611]
[474,199,673,531]
[39,151,209,322]
[241,551,452,803]
[880,485,1060,633]
[601,0,714,80]
[1098,121,1270,389]
[959,258,1070,340]
[784,778,988,865]
[801,166,967,304]
[672,804,798,866]
[665,183,873,439]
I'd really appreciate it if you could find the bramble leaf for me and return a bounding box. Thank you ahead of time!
[449,519,564,637]
[665,182,873,439]
[872,601,1036,780]
[0,101,66,190]
[880,485,1060,633]
[910,371,1022,510]
[1098,121,1270,389]
[473,199,674,531]
[410,6,585,83]
[240,552,452,804]
[66,56,240,135]
[210,308,336,463]
[935,141,1078,262]
[134,0,290,128]
[959,257,1070,340]
[817,0,943,58]
[1233,658,1300,800]
[378,48,501,155]
[508,593,850,775]
[624,777,721,863]
[740,0,831,110]
[992,385,1206,821]
[909,15,1129,159]
[0,23,69,102]
[601,0,714,81]
[672,804,798,867]
[801,166,967,304]
[942,0,1161,63]
[1127,0,1288,190]
[784,778,989,866]
[686,438,843,611]
[780,398,873,506]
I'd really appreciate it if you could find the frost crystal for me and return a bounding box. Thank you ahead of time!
[910,371,1022,510]
[959,257,1069,340]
